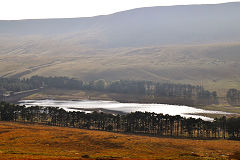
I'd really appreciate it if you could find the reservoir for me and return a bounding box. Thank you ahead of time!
[19,99,231,121]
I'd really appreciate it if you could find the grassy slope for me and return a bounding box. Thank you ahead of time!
[1,41,240,96]
[0,121,240,160]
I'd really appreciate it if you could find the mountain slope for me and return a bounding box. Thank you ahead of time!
[0,2,240,47]
[0,2,240,94]
[1,42,240,95]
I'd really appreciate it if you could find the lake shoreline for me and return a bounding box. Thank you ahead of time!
[22,88,207,107]
[18,99,233,121]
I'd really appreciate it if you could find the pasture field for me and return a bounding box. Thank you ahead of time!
[0,121,240,160]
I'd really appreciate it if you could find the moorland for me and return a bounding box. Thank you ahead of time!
[1,2,240,96]
[0,121,240,160]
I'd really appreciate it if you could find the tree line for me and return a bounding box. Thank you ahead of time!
[0,78,38,92]
[227,89,240,106]
[0,76,218,105]
[0,101,239,140]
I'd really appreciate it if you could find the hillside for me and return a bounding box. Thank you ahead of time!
[0,2,240,95]
[0,2,240,47]
[0,121,240,160]
[1,42,240,95]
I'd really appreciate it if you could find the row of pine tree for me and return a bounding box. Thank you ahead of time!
[1,76,219,105]
[0,101,239,139]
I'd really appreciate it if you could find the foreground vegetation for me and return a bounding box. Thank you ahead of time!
[0,121,240,160]
[1,101,240,140]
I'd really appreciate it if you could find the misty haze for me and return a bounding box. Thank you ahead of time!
[0,1,240,160]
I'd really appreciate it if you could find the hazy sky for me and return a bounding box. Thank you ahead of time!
[0,0,239,20]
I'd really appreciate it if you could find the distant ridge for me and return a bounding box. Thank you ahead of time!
[0,2,240,47]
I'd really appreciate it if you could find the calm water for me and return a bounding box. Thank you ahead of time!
[18,99,231,121]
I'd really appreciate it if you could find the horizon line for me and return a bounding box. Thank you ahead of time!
[0,1,238,21]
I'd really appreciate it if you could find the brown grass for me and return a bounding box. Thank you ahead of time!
[0,121,240,160]
[1,42,240,96]
[25,88,113,101]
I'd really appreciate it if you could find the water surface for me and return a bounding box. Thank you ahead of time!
[19,99,231,121]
